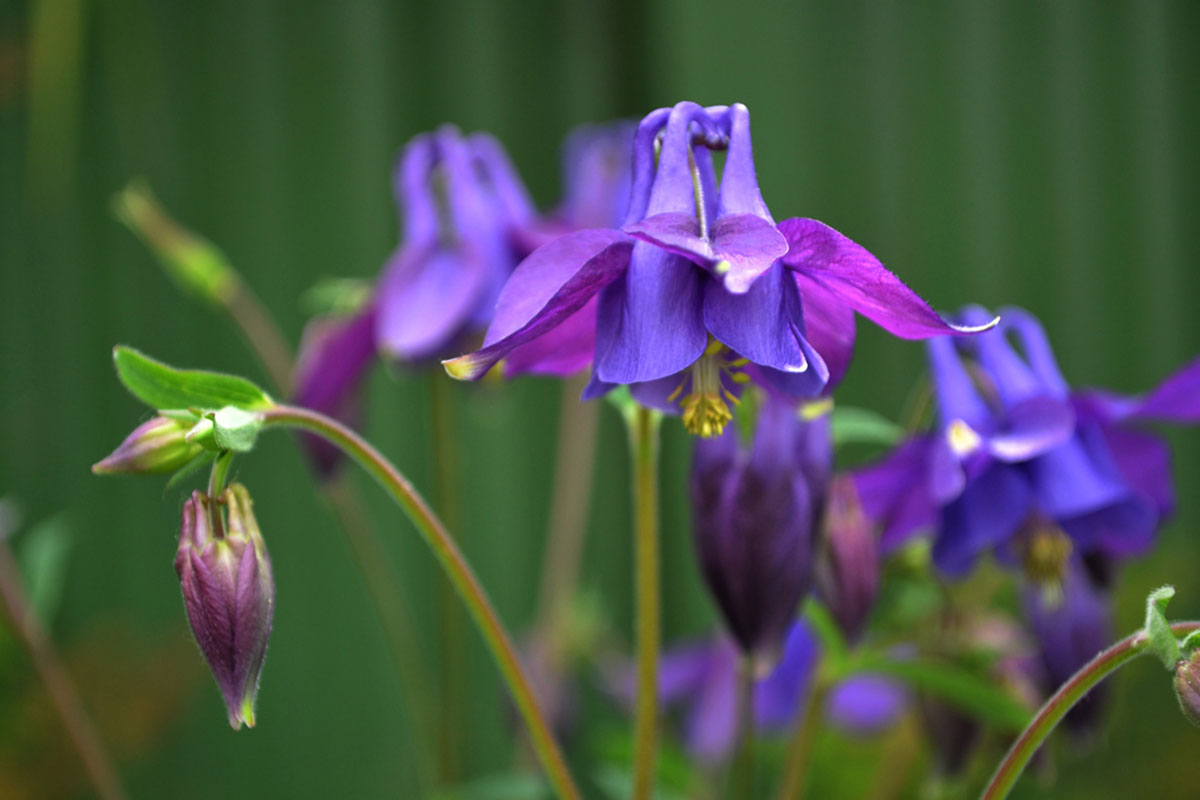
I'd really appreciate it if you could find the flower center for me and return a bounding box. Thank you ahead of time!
[946,418,983,457]
[669,338,749,437]
[1022,524,1073,606]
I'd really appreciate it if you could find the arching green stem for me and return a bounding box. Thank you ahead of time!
[262,404,582,800]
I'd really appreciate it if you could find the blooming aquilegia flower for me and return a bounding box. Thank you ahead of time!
[855,306,1200,589]
[690,392,831,667]
[376,125,540,362]
[175,484,275,730]
[623,621,905,764]
[443,101,994,436]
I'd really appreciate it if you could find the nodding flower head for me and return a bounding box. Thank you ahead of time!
[445,101,992,437]
[690,393,831,667]
[1175,647,1200,728]
[856,307,1200,584]
[376,125,538,362]
[175,484,275,730]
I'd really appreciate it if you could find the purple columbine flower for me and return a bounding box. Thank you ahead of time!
[92,415,205,476]
[376,125,539,362]
[691,393,831,667]
[855,306,1200,587]
[444,101,993,436]
[645,622,905,764]
[175,484,275,730]
[291,302,378,478]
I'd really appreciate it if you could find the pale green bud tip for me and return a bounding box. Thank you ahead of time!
[93,416,205,475]
[112,181,237,307]
[1175,650,1200,728]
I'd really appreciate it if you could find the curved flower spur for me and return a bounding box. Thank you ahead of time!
[443,101,996,436]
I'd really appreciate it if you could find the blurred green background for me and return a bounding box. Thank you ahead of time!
[2,0,1199,797]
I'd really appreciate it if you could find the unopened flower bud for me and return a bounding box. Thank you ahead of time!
[175,484,274,729]
[1175,649,1200,728]
[92,416,205,476]
[815,475,878,642]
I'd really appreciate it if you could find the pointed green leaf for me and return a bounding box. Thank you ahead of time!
[830,405,904,448]
[1144,585,1179,669]
[17,515,73,626]
[113,346,273,412]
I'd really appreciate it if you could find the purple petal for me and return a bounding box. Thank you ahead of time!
[628,372,689,413]
[658,643,716,704]
[1099,425,1174,519]
[685,642,739,764]
[753,622,819,730]
[827,675,908,734]
[985,395,1076,463]
[992,308,1070,397]
[1026,428,1130,520]
[376,242,489,361]
[715,104,773,221]
[703,262,814,375]
[593,240,707,384]
[854,437,938,553]
[1060,494,1158,558]
[778,217,997,339]
[795,272,856,389]
[626,212,789,294]
[928,336,994,432]
[468,132,537,229]
[644,102,721,217]
[442,229,633,380]
[393,134,438,243]
[621,107,672,225]
[1131,356,1200,423]
[502,297,597,378]
[933,464,1033,576]
[293,305,378,476]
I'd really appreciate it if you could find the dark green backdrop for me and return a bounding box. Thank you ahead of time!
[2,1,1198,797]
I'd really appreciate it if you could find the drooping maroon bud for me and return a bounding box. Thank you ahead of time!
[175,484,275,729]
[815,475,879,642]
[1175,649,1200,728]
[92,416,204,475]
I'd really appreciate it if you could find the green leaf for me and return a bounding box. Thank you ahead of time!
[1144,585,1180,669]
[300,277,372,317]
[845,655,1032,731]
[830,406,904,448]
[803,596,849,667]
[113,346,273,412]
[16,515,73,626]
[1181,630,1200,655]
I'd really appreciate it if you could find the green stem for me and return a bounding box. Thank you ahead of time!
[627,405,662,800]
[775,668,828,800]
[980,620,1200,800]
[262,404,582,800]
[0,537,127,800]
[732,656,756,799]
[533,376,599,639]
[224,281,295,394]
[429,374,465,781]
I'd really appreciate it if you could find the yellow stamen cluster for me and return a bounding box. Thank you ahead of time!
[1022,525,1074,607]
[670,338,750,437]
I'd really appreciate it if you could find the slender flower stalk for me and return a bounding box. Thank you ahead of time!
[261,404,582,800]
[429,374,466,780]
[627,405,662,800]
[732,656,757,799]
[980,620,1200,800]
[775,673,829,800]
[0,534,127,800]
[533,376,600,637]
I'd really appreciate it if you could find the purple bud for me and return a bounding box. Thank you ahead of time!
[815,475,879,642]
[175,484,275,729]
[92,416,204,476]
[1175,649,1200,728]
[690,395,831,668]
